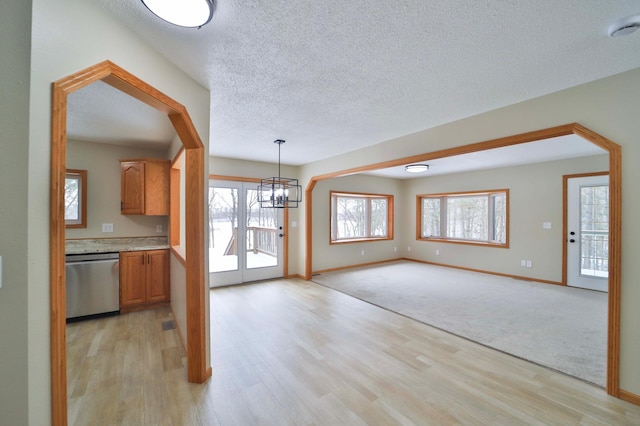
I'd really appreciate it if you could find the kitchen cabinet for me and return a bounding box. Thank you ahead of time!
[120,249,170,309]
[120,159,170,215]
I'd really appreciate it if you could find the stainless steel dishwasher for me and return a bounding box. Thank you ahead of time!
[65,252,120,320]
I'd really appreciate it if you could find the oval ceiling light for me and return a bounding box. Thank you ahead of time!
[607,13,640,37]
[405,164,429,173]
[141,0,214,28]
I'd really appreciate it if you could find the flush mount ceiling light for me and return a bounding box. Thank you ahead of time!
[257,140,302,208]
[141,0,214,28]
[405,164,430,173]
[607,13,640,37]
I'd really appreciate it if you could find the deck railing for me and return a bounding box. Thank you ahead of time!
[224,226,278,257]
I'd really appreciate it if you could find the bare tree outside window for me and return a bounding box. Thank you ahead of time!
[65,169,86,228]
[330,192,393,242]
[420,190,507,245]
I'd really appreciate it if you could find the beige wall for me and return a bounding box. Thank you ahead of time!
[0,0,32,423]
[312,174,404,271]
[0,0,212,423]
[66,139,170,239]
[401,154,608,282]
[298,68,640,395]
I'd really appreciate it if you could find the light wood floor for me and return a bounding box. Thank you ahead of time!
[67,278,640,425]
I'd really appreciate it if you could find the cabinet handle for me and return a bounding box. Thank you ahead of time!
[148,254,150,264]
[142,255,145,265]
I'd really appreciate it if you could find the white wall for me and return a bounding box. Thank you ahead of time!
[298,68,640,395]
[0,0,32,423]
[66,139,170,239]
[402,154,608,282]
[8,0,212,423]
[312,174,404,271]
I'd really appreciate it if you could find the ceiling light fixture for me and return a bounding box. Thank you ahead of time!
[258,140,302,208]
[405,164,430,173]
[607,13,640,37]
[141,0,214,28]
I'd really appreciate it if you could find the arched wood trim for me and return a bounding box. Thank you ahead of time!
[50,60,209,426]
[304,122,621,397]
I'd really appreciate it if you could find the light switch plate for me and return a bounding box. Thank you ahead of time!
[102,223,114,233]
[543,222,552,229]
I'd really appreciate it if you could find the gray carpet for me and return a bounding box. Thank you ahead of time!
[312,260,607,386]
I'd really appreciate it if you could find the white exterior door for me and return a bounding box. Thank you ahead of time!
[209,180,284,288]
[566,175,609,292]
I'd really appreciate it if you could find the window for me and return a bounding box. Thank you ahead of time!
[418,189,508,246]
[331,191,393,243]
[65,169,87,228]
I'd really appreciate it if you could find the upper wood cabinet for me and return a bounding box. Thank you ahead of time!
[120,159,170,215]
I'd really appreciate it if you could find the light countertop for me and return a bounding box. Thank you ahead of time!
[65,237,170,255]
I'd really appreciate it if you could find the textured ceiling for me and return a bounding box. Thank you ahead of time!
[82,0,640,166]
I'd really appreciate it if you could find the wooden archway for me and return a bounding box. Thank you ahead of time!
[304,123,622,397]
[50,61,208,425]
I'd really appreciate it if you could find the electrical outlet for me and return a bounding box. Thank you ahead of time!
[521,260,527,267]
[156,225,163,233]
[0,255,3,289]
[436,249,440,256]
[408,246,411,252]
[102,223,114,233]
[543,222,552,229]
[526,260,532,268]
[361,250,365,256]
[394,246,397,252]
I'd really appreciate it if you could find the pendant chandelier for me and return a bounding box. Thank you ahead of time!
[258,139,302,208]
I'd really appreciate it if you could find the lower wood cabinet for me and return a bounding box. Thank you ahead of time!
[120,249,170,309]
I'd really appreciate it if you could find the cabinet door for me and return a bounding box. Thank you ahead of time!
[121,161,145,214]
[144,161,170,215]
[147,250,170,303]
[120,251,147,307]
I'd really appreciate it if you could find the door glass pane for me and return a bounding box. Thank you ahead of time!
[580,185,609,278]
[209,186,239,273]
[246,189,278,269]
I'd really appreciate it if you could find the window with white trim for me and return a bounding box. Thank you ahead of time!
[419,189,507,246]
[331,191,393,243]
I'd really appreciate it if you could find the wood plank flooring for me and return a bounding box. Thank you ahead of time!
[67,278,640,425]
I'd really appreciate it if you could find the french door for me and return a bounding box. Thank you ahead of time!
[566,174,609,292]
[209,179,284,287]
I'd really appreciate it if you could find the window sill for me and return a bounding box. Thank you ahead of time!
[330,237,393,245]
[171,245,186,266]
[417,237,508,249]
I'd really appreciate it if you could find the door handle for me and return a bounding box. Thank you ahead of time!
[279,233,284,237]
[569,239,576,243]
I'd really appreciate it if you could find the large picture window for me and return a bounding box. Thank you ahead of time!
[331,191,393,243]
[418,189,508,246]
